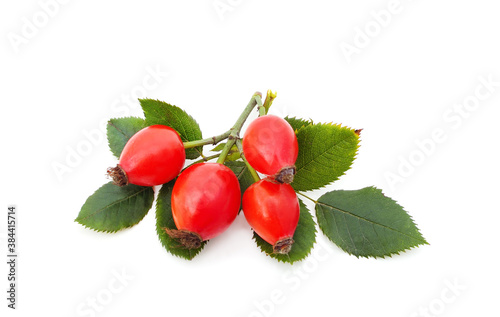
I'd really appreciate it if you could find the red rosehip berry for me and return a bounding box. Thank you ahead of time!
[166,163,241,248]
[242,179,300,254]
[242,115,298,183]
[107,125,185,187]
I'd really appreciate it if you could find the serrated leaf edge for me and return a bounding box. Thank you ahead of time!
[294,122,361,192]
[106,116,146,158]
[139,98,202,140]
[315,186,428,259]
[284,116,314,133]
[75,184,153,233]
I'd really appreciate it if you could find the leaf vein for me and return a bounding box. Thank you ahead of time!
[79,187,150,222]
[316,202,426,242]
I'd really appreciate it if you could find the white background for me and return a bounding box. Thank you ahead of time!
[1,1,499,316]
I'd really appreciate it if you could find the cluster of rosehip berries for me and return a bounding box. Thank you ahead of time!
[107,115,300,254]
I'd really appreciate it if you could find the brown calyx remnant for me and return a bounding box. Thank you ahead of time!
[274,166,296,184]
[273,237,294,254]
[164,228,203,249]
[107,165,128,187]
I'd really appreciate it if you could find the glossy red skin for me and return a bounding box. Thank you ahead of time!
[171,163,241,241]
[242,180,300,245]
[242,115,298,176]
[119,125,185,186]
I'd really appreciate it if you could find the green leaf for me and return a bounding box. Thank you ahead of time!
[292,122,359,192]
[155,180,206,260]
[315,187,428,258]
[107,117,146,158]
[139,98,203,159]
[284,116,312,133]
[224,160,254,201]
[253,199,317,264]
[211,142,227,152]
[75,182,154,233]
